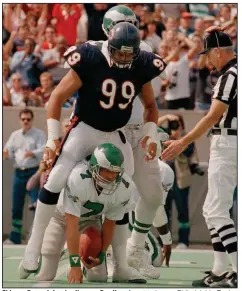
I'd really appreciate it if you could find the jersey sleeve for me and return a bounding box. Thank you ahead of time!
[212,71,237,105]
[139,51,167,85]
[63,43,94,82]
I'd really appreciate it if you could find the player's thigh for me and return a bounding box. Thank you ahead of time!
[109,130,134,177]
[203,145,237,224]
[45,122,103,191]
[36,209,66,281]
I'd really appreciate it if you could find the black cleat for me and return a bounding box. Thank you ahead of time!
[210,271,237,288]
[192,270,229,287]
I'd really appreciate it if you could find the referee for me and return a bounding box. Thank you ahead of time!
[161,26,237,288]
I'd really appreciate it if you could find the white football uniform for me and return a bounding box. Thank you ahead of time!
[128,160,174,267]
[35,161,133,282]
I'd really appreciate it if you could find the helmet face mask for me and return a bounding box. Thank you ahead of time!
[108,22,141,69]
[89,143,124,195]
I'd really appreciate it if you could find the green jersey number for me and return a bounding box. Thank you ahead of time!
[81,200,104,218]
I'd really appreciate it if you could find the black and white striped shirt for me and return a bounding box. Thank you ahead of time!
[212,58,237,130]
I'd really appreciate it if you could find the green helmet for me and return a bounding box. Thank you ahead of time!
[89,143,124,195]
[102,5,139,37]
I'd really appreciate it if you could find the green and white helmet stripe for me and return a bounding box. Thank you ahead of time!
[89,143,124,195]
[102,5,139,37]
[91,143,124,172]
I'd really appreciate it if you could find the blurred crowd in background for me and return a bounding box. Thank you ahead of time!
[3,3,237,110]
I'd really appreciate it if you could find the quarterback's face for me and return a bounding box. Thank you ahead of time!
[99,168,119,183]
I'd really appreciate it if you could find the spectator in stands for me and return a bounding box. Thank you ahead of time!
[155,4,185,19]
[165,16,179,32]
[194,54,219,111]
[9,73,25,107]
[84,4,112,41]
[34,72,54,105]
[203,15,216,31]
[179,12,194,36]
[158,114,197,249]
[37,25,56,54]
[162,33,199,109]
[220,4,232,23]
[3,62,12,106]
[189,18,205,39]
[51,4,81,46]
[42,36,68,84]
[189,4,213,18]
[10,38,44,89]
[144,20,162,53]
[3,4,26,32]
[4,24,29,57]
[3,108,46,244]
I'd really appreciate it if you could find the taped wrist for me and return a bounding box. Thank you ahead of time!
[47,118,60,141]
[97,251,106,264]
[160,231,172,245]
[69,254,81,267]
[143,122,157,140]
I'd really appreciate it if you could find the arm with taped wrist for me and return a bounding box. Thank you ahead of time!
[153,205,172,245]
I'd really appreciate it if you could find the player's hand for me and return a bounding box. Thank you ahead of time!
[161,139,186,161]
[161,245,172,267]
[68,266,83,284]
[205,25,224,33]
[141,136,157,161]
[81,256,100,269]
[43,139,61,167]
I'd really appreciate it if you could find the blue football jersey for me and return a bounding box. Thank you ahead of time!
[64,41,166,131]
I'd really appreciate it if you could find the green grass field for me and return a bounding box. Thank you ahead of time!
[3,245,215,288]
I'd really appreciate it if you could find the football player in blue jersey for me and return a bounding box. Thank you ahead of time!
[20,21,167,282]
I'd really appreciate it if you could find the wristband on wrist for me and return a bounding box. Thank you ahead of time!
[97,251,106,264]
[160,231,172,245]
[47,118,60,140]
[143,122,157,140]
[69,254,81,267]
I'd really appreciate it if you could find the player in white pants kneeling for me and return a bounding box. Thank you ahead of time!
[22,143,145,284]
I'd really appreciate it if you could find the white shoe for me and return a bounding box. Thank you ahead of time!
[3,238,15,245]
[19,259,39,279]
[106,246,114,278]
[112,265,146,283]
[126,238,145,271]
[176,243,188,249]
[19,251,39,279]
[140,250,160,279]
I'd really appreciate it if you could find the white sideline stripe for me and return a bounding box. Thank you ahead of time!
[170,261,196,265]
[168,281,185,285]
[32,264,67,288]
[3,245,26,249]
[3,256,22,260]
[173,249,213,254]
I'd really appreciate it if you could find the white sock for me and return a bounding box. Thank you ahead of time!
[212,251,229,275]
[130,198,154,247]
[112,224,129,268]
[25,201,56,256]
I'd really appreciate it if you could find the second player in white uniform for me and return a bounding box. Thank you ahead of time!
[34,143,145,284]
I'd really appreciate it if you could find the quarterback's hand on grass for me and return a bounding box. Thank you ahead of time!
[141,136,157,161]
[81,256,100,269]
[161,245,172,267]
[43,139,61,167]
[68,266,83,284]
